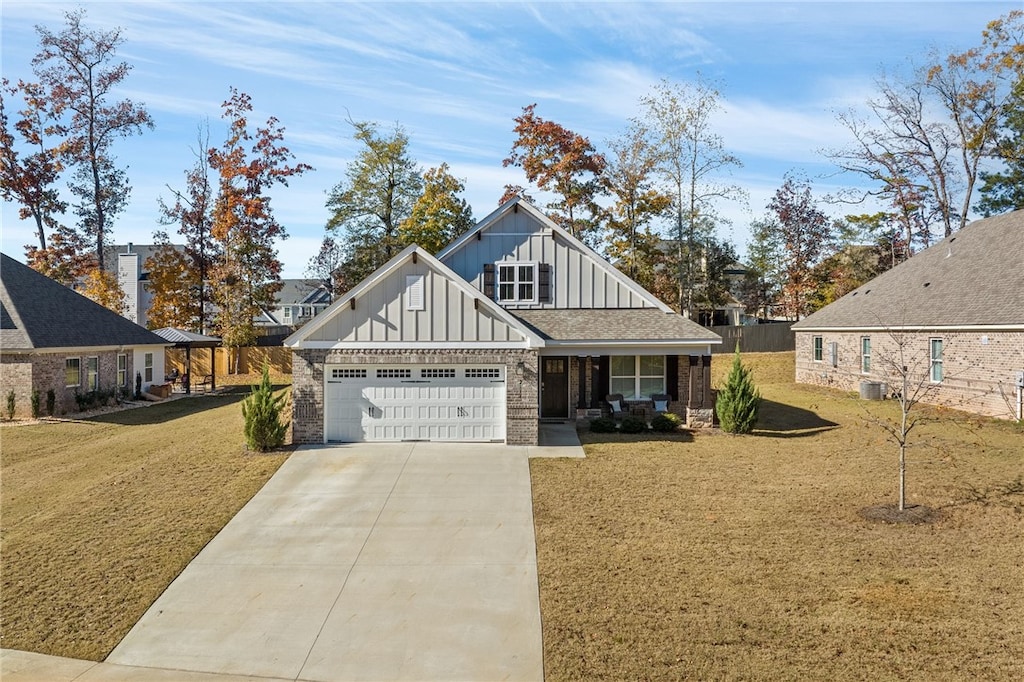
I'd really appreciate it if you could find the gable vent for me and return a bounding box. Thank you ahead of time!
[406,275,425,311]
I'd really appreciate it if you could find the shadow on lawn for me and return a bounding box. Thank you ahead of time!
[86,392,248,427]
[753,399,839,438]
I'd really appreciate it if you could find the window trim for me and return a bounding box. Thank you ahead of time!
[861,336,871,374]
[610,355,666,401]
[496,262,538,303]
[929,338,944,383]
[144,352,154,383]
[283,306,292,322]
[117,353,128,387]
[86,356,99,391]
[65,357,81,387]
[812,336,823,362]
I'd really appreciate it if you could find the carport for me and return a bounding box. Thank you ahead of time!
[153,327,221,394]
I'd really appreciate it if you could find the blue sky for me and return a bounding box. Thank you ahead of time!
[1,1,1017,277]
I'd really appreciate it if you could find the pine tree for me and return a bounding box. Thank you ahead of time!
[242,365,288,451]
[716,347,761,434]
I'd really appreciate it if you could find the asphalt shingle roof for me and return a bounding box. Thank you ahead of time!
[0,253,170,351]
[793,210,1024,330]
[512,308,720,342]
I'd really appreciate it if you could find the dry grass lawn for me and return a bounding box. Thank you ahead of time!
[531,353,1024,681]
[0,392,289,661]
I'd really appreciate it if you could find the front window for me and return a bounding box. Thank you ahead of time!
[610,355,666,400]
[497,263,536,303]
[144,353,153,383]
[86,356,99,391]
[861,337,871,374]
[117,354,128,386]
[65,358,81,387]
[813,336,823,362]
[930,338,944,382]
[283,307,292,322]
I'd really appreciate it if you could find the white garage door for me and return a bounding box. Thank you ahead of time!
[324,364,506,442]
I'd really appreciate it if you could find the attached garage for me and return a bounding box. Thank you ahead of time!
[324,364,506,442]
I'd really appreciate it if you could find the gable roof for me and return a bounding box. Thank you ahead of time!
[514,308,720,343]
[793,210,1024,330]
[436,196,673,313]
[0,253,170,351]
[274,279,332,306]
[284,244,545,348]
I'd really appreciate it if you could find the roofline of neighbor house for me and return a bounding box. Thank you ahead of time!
[793,324,1024,333]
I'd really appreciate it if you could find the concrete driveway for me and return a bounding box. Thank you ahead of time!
[105,442,545,681]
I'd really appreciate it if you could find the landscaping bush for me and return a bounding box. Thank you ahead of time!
[589,416,618,433]
[242,365,289,451]
[716,346,761,434]
[6,390,15,420]
[30,390,40,419]
[651,412,682,433]
[46,389,55,416]
[620,415,648,434]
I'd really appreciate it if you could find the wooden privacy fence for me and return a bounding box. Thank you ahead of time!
[166,346,293,376]
[710,323,795,354]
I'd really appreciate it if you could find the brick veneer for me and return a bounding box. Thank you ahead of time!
[795,330,1024,420]
[0,350,134,417]
[291,348,540,445]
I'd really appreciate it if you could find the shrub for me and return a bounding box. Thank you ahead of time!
[242,364,289,451]
[619,415,648,434]
[716,346,761,434]
[651,412,682,433]
[589,416,618,433]
[30,390,41,419]
[5,390,15,420]
[46,389,56,416]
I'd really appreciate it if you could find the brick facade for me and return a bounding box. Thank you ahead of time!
[0,350,135,418]
[795,330,1024,420]
[291,348,540,445]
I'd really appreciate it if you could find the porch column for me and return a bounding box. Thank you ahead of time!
[577,356,588,409]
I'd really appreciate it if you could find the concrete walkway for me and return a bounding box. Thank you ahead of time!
[3,428,584,681]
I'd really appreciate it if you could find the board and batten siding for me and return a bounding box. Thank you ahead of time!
[441,210,654,310]
[304,259,528,344]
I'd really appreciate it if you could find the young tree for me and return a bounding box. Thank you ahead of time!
[641,77,745,318]
[325,120,422,285]
[398,163,474,254]
[741,218,785,320]
[242,364,288,451]
[603,120,671,289]
[80,267,126,313]
[157,123,219,332]
[716,346,761,434]
[31,8,153,269]
[208,88,311,369]
[503,103,607,242]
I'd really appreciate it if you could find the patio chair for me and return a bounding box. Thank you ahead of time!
[651,393,671,414]
[605,393,626,421]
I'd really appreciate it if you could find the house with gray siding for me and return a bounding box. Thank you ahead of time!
[286,197,721,445]
[792,209,1024,420]
[1,253,170,417]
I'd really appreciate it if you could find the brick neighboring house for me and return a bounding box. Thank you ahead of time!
[286,197,721,446]
[0,253,170,417]
[792,209,1024,420]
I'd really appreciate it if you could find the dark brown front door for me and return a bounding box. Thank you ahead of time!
[541,356,569,419]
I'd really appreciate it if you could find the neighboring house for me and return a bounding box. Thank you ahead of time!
[1,253,170,417]
[286,198,721,446]
[258,279,333,335]
[103,243,185,328]
[792,210,1024,420]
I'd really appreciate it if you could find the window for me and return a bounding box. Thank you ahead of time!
[117,354,128,386]
[302,306,313,317]
[466,368,501,378]
[930,338,944,382]
[376,368,411,378]
[65,358,81,387]
[283,307,292,322]
[86,356,99,391]
[610,355,666,400]
[144,353,154,383]
[813,336,823,362]
[331,368,367,379]
[861,337,871,374]
[497,263,536,302]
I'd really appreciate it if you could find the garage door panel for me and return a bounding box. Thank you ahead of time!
[324,364,506,443]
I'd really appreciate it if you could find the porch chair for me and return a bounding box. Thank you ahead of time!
[605,393,626,421]
[651,393,671,414]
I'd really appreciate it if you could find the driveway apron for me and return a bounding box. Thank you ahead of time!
[107,442,544,681]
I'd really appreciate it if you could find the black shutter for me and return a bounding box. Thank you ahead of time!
[666,355,679,401]
[538,263,552,302]
[598,355,610,401]
[483,263,495,299]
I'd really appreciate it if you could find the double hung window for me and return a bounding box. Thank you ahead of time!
[930,338,944,382]
[861,337,871,374]
[610,355,666,400]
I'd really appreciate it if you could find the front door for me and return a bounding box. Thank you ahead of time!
[540,356,569,419]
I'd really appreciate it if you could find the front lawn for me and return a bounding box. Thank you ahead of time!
[531,352,1024,681]
[0,393,289,660]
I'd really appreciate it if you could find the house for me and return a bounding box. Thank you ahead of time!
[257,279,333,335]
[792,209,1024,420]
[286,198,721,445]
[103,243,184,328]
[1,253,170,417]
